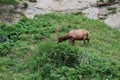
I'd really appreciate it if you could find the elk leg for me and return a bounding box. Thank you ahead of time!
[72,40,75,46]
[83,36,88,45]
[83,38,86,44]
[83,40,86,44]
[87,38,90,43]
[70,39,75,46]
[69,40,72,44]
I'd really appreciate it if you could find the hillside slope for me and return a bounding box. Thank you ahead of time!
[0,13,120,80]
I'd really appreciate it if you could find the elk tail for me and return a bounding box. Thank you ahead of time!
[87,32,90,43]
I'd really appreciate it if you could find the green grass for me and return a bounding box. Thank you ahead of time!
[0,0,18,7]
[107,7,117,14]
[29,0,37,2]
[0,0,28,8]
[0,13,120,80]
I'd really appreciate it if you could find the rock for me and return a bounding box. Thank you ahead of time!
[82,7,100,19]
[104,12,120,29]
[22,0,120,29]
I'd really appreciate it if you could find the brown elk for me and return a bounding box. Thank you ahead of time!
[56,28,90,46]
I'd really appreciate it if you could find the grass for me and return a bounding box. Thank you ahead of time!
[0,0,18,7]
[0,0,28,8]
[107,6,117,14]
[0,13,120,79]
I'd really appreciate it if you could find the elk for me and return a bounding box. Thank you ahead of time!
[56,27,90,46]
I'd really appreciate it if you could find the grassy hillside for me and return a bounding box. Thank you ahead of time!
[0,13,120,80]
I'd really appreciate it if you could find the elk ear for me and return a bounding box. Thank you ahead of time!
[56,26,60,37]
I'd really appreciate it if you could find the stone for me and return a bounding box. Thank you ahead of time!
[104,12,120,29]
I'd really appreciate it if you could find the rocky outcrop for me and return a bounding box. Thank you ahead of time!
[0,0,120,29]
[104,12,120,29]
[23,0,120,29]
[23,0,97,18]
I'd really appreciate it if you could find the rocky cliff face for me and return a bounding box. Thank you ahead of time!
[0,0,120,29]
[23,0,120,29]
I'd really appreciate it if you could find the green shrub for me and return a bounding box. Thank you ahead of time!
[29,41,80,70]
[29,0,37,2]
[0,41,14,56]
[26,41,120,79]
[23,2,28,8]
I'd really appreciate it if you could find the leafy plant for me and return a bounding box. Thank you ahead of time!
[29,0,37,2]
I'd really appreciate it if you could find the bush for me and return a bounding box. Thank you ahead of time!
[23,2,28,8]
[26,41,120,80]
[0,41,14,56]
[29,41,80,70]
[29,0,37,2]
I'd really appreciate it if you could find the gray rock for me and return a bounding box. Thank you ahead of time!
[104,12,120,29]
[82,7,100,19]
[1,0,118,29]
